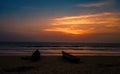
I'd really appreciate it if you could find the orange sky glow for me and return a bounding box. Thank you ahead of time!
[44,12,120,35]
[0,0,120,42]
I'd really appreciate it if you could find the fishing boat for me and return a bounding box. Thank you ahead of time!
[62,51,80,63]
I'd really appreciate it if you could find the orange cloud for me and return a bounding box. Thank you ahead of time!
[52,12,118,25]
[44,12,120,35]
[44,28,94,35]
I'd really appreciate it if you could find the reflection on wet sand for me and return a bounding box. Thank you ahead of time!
[0,49,120,56]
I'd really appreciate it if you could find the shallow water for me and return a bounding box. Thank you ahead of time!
[0,42,120,56]
[0,49,120,56]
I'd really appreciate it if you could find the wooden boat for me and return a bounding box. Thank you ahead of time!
[62,51,80,63]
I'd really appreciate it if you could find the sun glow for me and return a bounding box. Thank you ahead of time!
[44,28,94,34]
[43,12,120,35]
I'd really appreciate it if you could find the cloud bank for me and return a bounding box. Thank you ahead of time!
[44,12,120,34]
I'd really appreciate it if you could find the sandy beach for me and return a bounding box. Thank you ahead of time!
[0,56,120,74]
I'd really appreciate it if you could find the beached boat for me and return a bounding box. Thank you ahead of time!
[62,51,80,63]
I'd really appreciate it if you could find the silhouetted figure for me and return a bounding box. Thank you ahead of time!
[31,49,40,61]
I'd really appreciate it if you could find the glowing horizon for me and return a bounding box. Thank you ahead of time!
[0,0,120,42]
[44,12,120,35]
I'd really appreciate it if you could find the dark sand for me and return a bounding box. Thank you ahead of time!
[0,56,120,74]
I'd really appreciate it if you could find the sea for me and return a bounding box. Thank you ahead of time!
[0,42,120,56]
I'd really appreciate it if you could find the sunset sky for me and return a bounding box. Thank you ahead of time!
[0,0,120,42]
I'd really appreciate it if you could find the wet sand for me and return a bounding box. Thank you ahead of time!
[0,56,120,74]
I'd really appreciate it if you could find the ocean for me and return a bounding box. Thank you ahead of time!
[0,42,120,56]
